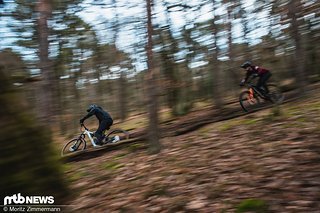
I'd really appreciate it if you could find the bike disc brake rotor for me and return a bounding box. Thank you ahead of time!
[247,89,257,105]
[247,94,257,105]
[248,98,257,105]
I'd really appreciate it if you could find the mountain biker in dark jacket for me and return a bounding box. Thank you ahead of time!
[80,104,113,145]
[240,61,272,96]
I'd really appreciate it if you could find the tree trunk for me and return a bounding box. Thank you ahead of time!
[146,0,161,154]
[160,2,186,116]
[288,0,307,95]
[240,3,252,60]
[211,2,223,108]
[112,0,127,121]
[226,5,240,95]
[36,0,54,125]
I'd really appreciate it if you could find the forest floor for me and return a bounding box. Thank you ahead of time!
[63,87,320,212]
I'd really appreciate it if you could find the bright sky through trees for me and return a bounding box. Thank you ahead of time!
[1,0,270,71]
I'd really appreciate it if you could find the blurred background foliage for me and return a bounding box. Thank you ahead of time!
[0,0,318,125]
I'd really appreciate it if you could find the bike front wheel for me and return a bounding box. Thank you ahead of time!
[239,91,261,112]
[61,138,86,156]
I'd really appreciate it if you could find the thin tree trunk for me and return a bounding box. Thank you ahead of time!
[226,5,240,96]
[112,0,128,121]
[146,0,161,154]
[211,2,223,108]
[36,0,54,125]
[288,0,307,95]
[161,2,182,116]
[240,3,252,60]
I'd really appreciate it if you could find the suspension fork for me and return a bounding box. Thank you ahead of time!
[71,133,85,149]
[79,133,85,140]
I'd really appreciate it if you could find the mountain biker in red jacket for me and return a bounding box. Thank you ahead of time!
[80,104,113,145]
[240,61,272,96]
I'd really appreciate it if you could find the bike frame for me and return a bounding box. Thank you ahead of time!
[80,125,100,147]
[246,82,267,100]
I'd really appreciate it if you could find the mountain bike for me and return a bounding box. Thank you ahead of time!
[239,80,284,112]
[61,123,129,156]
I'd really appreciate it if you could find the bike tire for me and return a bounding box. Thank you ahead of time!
[61,138,86,156]
[267,83,284,104]
[239,91,261,112]
[105,129,130,142]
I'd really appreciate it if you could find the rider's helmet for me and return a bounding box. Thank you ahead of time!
[87,104,98,112]
[240,61,252,69]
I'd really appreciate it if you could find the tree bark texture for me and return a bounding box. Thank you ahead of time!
[146,0,161,154]
[36,0,54,124]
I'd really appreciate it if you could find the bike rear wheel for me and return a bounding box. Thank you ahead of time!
[239,91,261,112]
[105,129,129,143]
[267,84,284,104]
[61,138,86,156]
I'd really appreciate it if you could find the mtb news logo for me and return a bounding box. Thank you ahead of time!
[3,193,54,205]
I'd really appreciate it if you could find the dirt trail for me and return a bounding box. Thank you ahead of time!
[63,84,309,162]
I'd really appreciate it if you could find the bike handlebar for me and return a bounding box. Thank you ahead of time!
[241,76,258,87]
[240,74,258,87]
[240,81,254,87]
[245,81,255,87]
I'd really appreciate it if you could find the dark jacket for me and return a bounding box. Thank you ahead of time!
[82,106,112,122]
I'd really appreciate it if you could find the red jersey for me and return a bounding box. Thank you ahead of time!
[245,66,270,81]
[254,66,269,75]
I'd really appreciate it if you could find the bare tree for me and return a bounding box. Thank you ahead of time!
[225,1,242,94]
[288,0,307,94]
[146,0,161,154]
[36,0,54,125]
[210,1,223,108]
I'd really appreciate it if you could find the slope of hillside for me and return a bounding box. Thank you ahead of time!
[64,91,320,212]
